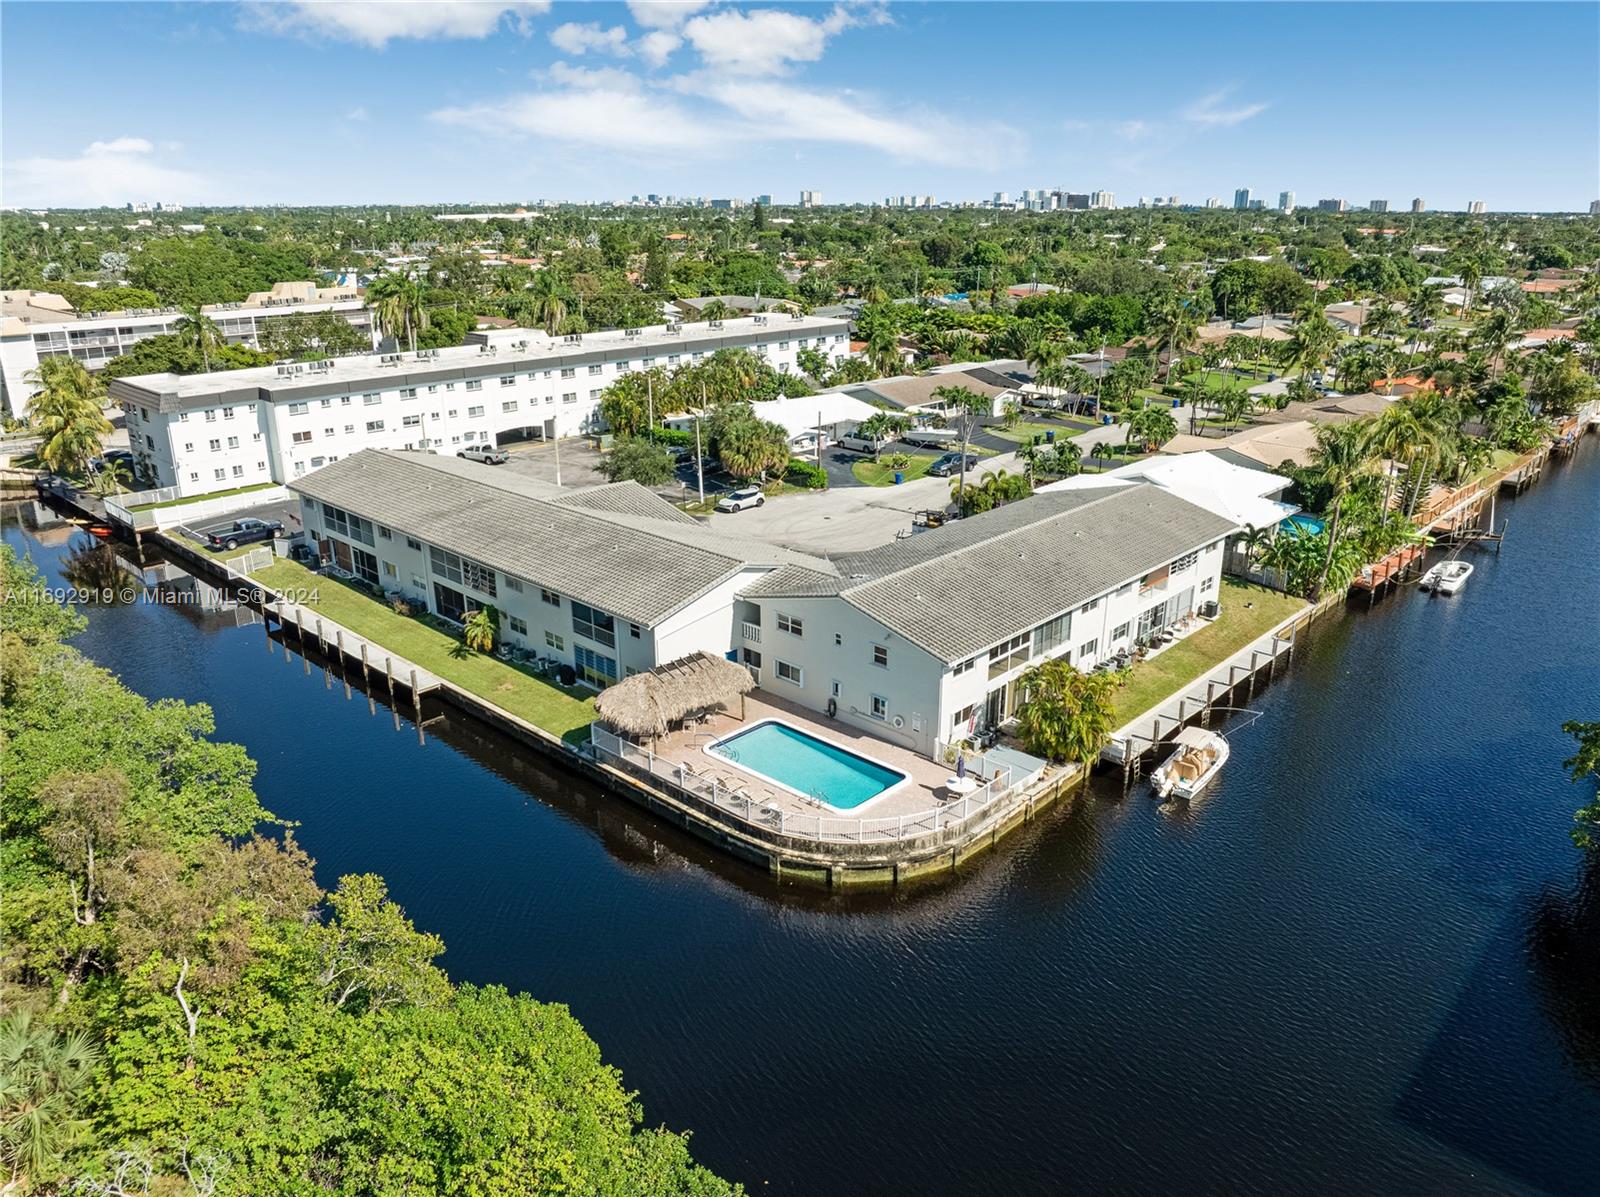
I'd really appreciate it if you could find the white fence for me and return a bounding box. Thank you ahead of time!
[590,725,1020,848]
[104,485,291,532]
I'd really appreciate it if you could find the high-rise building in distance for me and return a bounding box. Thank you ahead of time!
[1090,190,1114,209]
[1317,198,1349,213]
[799,190,822,207]
[1468,200,1486,215]
[1278,190,1295,213]
[1369,199,1389,213]
[1411,198,1425,213]
[994,191,1010,206]
[1590,199,1600,216]
[1233,188,1253,210]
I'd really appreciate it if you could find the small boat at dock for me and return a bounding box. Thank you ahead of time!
[1151,727,1229,801]
[1420,560,1473,595]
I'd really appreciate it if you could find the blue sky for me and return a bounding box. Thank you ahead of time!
[3,2,1596,211]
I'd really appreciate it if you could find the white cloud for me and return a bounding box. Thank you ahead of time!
[245,1,550,48]
[681,75,1021,167]
[431,71,716,155]
[1182,87,1268,127]
[431,66,1022,169]
[549,22,631,56]
[626,1,713,31]
[346,106,370,122]
[681,3,887,76]
[5,137,209,207]
[636,30,683,68]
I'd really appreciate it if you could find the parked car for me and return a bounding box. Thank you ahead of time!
[926,452,980,477]
[205,518,283,550]
[458,445,509,465]
[838,433,891,455]
[715,486,766,513]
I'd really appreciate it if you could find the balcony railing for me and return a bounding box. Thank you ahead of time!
[741,621,761,644]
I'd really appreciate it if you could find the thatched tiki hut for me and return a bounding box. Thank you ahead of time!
[594,652,755,746]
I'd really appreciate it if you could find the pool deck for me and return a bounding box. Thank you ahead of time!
[647,690,970,823]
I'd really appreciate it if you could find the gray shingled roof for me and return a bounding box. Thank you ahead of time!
[740,486,1236,663]
[290,450,831,626]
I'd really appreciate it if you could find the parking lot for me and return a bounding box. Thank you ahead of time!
[170,497,305,555]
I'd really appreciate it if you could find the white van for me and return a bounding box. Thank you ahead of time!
[839,432,891,454]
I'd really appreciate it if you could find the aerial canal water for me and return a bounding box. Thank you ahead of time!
[6,441,1597,1195]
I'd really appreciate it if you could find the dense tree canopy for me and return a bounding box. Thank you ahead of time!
[0,547,739,1196]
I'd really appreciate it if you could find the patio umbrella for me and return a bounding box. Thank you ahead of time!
[956,753,967,780]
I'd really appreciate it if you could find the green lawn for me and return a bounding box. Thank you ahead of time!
[988,421,1085,445]
[1111,579,1307,724]
[130,480,278,512]
[852,454,940,486]
[251,559,596,744]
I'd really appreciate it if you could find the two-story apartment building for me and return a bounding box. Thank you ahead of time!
[733,486,1236,756]
[289,450,835,686]
[289,451,1236,763]
[109,313,852,496]
[1,282,372,417]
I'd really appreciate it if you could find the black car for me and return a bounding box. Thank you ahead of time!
[926,452,980,477]
[205,518,284,550]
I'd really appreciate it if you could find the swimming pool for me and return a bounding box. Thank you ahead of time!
[706,720,909,811]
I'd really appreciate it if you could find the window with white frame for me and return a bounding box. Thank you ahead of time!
[872,644,889,668]
[502,400,518,412]
[870,695,888,721]
[775,660,803,686]
[1112,621,1131,641]
[503,576,523,592]
[777,612,802,637]
[545,630,564,650]
[987,632,1029,679]
[1200,576,1214,593]
[1172,551,1199,573]
[366,420,384,432]
[508,615,528,636]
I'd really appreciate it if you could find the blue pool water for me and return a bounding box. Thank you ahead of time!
[708,721,906,810]
[1281,513,1326,535]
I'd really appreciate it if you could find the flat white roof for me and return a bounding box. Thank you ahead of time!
[1039,450,1298,530]
[108,313,848,408]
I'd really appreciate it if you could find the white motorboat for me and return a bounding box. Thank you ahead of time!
[1421,560,1474,595]
[1150,727,1229,801]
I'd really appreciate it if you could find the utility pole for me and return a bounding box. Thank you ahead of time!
[647,374,654,434]
[696,380,708,505]
[553,423,562,487]
[695,416,705,505]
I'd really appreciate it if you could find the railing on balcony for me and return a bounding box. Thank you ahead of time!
[741,621,761,643]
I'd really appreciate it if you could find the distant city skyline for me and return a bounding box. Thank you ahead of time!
[2,2,1596,211]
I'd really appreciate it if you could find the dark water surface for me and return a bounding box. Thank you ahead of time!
[7,443,1597,1195]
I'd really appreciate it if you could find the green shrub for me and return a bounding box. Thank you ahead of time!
[785,458,829,489]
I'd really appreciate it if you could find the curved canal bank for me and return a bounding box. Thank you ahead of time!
[4,437,1597,1195]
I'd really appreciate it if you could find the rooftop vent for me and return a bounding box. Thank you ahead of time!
[708,319,723,330]
[563,333,583,344]
[753,315,768,325]
[624,327,639,338]
[666,322,682,335]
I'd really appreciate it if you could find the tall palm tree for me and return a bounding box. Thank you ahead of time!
[1285,312,1339,381]
[173,303,223,371]
[0,1010,98,1190]
[1152,289,1202,383]
[520,270,568,335]
[1309,420,1377,598]
[23,358,110,478]
[367,273,430,351]
[930,384,992,495]
[699,299,734,323]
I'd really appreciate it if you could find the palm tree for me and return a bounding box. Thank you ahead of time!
[1285,312,1339,381]
[173,303,223,371]
[1458,255,1484,323]
[1475,309,1518,373]
[87,458,132,497]
[462,606,498,653]
[1309,421,1377,598]
[0,1010,98,1190]
[368,273,430,351]
[23,358,111,479]
[1126,404,1177,452]
[864,323,902,378]
[699,299,734,323]
[930,383,992,495]
[520,270,568,335]
[1151,289,1202,382]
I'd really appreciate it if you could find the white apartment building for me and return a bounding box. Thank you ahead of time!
[1,282,373,417]
[110,313,852,496]
[291,451,1237,759]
